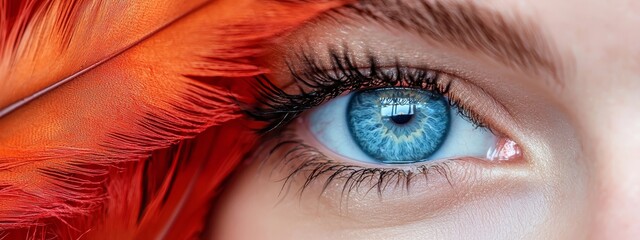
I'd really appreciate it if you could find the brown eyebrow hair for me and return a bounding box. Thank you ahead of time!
[330,0,564,83]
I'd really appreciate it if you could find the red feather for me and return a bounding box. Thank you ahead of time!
[0,0,350,239]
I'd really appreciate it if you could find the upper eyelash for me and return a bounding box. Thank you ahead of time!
[245,47,461,134]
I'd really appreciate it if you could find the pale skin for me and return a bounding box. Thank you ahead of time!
[211,0,640,239]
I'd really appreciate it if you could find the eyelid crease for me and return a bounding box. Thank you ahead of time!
[324,0,566,88]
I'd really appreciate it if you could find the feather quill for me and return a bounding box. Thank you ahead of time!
[0,0,350,239]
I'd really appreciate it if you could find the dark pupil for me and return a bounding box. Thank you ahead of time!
[390,114,413,124]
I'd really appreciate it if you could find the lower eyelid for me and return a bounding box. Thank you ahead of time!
[284,111,524,175]
[254,126,532,227]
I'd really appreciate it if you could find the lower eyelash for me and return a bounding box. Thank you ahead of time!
[259,129,458,200]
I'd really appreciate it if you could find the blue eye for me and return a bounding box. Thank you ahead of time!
[306,87,497,164]
[347,88,449,163]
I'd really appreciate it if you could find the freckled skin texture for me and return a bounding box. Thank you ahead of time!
[211,0,640,239]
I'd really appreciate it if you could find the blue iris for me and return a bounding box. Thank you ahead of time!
[346,88,450,163]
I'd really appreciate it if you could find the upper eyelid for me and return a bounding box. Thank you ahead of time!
[249,51,447,133]
[280,48,523,143]
[250,47,513,135]
[328,0,566,86]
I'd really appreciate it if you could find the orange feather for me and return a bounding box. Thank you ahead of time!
[0,0,350,239]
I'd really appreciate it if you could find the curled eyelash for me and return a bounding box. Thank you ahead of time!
[244,47,492,134]
[260,130,458,201]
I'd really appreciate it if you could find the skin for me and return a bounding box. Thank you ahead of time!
[211,0,640,239]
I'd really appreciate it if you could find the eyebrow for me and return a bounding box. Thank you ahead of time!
[331,0,565,83]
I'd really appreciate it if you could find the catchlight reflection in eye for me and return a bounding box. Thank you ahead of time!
[348,88,450,163]
[305,87,512,164]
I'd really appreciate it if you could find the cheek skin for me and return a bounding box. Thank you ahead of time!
[210,149,555,240]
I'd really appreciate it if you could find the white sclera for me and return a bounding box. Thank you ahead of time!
[307,92,497,163]
[308,94,373,161]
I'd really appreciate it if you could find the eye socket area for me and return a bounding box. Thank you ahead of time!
[296,86,519,166]
[250,46,526,167]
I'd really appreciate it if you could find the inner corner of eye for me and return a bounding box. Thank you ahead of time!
[294,86,521,165]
